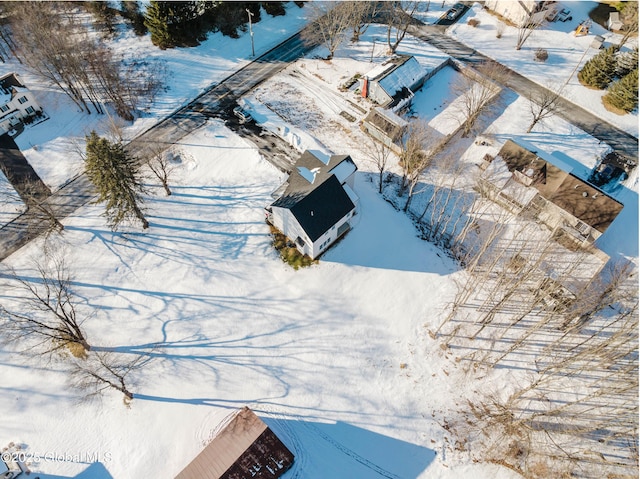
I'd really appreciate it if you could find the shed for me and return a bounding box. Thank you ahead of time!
[607,11,623,31]
[360,55,426,108]
[175,407,294,479]
[361,107,407,154]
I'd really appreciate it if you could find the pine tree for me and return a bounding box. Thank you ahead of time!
[121,1,147,36]
[84,131,149,230]
[262,2,286,17]
[144,1,202,48]
[577,46,618,90]
[144,1,173,49]
[615,47,638,78]
[603,68,638,113]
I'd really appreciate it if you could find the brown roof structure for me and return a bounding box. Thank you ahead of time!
[497,140,624,233]
[175,407,294,479]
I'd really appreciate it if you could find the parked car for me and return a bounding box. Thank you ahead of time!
[233,105,252,123]
[445,3,465,20]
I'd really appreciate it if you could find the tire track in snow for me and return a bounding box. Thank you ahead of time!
[301,421,403,479]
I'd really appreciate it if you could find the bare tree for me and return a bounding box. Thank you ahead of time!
[526,85,565,133]
[341,1,379,42]
[617,2,638,48]
[4,2,161,121]
[365,134,395,194]
[515,11,545,50]
[0,250,91,358]
[301,2,352,60]
[145,146,176,196]
[69,351,149,402]
[385,1,420,54]
[399,120,445,212]
[451,62,504,137]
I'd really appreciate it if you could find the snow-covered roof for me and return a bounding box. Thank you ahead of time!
[377,56,426,98]
[297,166,320,184]
[328,158,356,184]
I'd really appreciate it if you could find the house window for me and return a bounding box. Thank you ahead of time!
[18,96,28,104]
[296,236,305,248]
[0,104,9,112]
[25,106,35,115]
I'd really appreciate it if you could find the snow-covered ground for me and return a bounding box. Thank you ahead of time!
[0,2,310,195]
[444,1,639,137]
[0,2,637,479]
[0,117,523,479]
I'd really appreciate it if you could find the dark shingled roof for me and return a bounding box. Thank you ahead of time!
[287,174,355,242]
[498,140,624,233]
[271,151,357,242]
[0,73,23,95]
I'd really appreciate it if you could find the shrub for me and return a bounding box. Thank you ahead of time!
[603,68,638,113]
[468,18,480,27]
[534,48,548,62]
[577,46,617,89]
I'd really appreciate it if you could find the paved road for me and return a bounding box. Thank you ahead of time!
[0,134,51,202]
[1,20,638,260]
[408,24,639,162]
[0,32,315,261]
[126,32,314,161]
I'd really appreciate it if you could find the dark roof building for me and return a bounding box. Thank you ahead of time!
[267,150,358,259]
[497,139,623,234]
[271,151,357,243]
[175,407,294,479]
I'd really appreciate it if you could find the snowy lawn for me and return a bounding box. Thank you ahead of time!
[0,120,518,479]
[0,2,311,193]
[444,1,639,137]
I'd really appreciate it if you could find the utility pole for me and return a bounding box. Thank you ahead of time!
[246,8,255,57]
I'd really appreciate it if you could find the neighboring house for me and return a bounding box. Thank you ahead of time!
[0,73,42,134]
[360,107,407,154]
[478,139,624,247]
[360,55,427,110]
[175,406,294,479]
[266,150,358,259]
[1,455,24,479]
[484,0,553,25]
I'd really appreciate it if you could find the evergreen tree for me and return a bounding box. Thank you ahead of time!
[215,2,248,38]
[603,68,638,113]
[85,131,149,230]
[615,47,638,78]
[144,1,173,49]
[262,2,286,17]
[577,46,618,90]
[144,1,201,48]
[121,1,147,36]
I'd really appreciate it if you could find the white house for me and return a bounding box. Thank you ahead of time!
[360,55,427,110]
[266,150,358,259]
[0,72,42,134]
[484,0,554,25]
